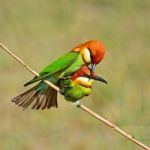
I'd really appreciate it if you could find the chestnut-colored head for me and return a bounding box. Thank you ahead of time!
[72,40,106,68]
[71,65,91,81]
[71,65,107,88]
[71,65,93,88]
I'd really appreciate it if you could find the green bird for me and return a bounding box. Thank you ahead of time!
[12,40,106,109]
[59,65,107,103]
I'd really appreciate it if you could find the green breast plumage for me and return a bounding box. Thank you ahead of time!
[59,77,93,102]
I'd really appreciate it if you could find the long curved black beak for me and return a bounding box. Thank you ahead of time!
[90,75,108,84]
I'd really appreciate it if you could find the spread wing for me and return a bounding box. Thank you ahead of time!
[24,51,79,86]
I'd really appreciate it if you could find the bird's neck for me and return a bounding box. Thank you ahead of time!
[74,77,93,88]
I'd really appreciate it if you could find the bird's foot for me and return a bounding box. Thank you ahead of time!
[73,101,80,107]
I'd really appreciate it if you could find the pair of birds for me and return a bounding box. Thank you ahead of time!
[12,40,107,110]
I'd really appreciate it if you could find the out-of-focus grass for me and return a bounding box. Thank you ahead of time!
[0,0,150,149]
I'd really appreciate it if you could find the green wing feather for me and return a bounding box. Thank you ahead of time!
[24,51,79,86]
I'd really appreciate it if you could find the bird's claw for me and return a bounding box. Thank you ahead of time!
[73,101,80,107]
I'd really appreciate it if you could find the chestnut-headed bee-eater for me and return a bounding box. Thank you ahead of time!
[12,65,107,109]
[60,65,107,103]
[24,40,106,86]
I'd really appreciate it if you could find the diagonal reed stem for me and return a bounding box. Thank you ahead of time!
[0,42,150,150]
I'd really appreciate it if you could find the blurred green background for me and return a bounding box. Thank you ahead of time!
[0,0,150,149]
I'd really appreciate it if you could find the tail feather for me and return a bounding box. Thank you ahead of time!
[41,90,49,109]
[12,85,58,110]
[46,88,54,108]
[18,90,35,107]
[49,90,58,108]
[32,94,41,109]
[22,92,36,109]
[36,89,47,109]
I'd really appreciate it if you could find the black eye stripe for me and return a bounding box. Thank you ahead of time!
[88,48,93,61]
[82,73,90,78]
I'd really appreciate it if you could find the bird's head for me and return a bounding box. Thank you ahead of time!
[71,65,108,88]
[72,40,106,73]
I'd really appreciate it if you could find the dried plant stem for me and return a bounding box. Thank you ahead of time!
[79,104,150,150]
[0,43,150,150]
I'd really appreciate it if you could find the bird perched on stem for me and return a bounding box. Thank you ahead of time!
[60,65,107,103]
[12,65,107,109]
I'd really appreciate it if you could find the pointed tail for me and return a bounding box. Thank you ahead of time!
[11,85,58,110]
